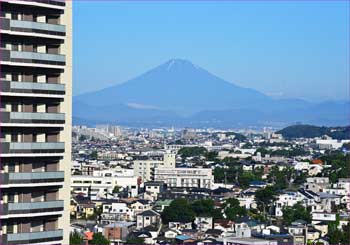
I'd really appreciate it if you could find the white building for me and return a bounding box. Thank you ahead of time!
[134,152,176,182]
[312,212,337,223]
[101,202,133,222]
[154,167,214,189]
[71,172,138,200]
[223,236,277,245]
[316,139,350,149]
[275,192,302,217]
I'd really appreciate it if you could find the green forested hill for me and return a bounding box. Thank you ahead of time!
[277,125,350,139]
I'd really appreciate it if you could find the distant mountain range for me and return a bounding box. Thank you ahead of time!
[74,59,349,127]
[277,125,350,139]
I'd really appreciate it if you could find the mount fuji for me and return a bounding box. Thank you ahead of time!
[74,59,348,127]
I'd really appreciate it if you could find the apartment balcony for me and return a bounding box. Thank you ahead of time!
[0,230,63,244]
[1,80,65,96]
[2,200,64,215]
[1,112,65,125]
[1,18,65,37]
[1,0,65,8]
[31,0,66,6]
[0,49,65,67]
[0,171,64,185]
[1,142,65,154]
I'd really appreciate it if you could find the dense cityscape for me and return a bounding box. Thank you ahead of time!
[69,124,350,245]
[0,0,348,245]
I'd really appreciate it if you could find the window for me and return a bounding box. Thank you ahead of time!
[12,43,19,51]
[11,134,18,142]
[8,193,15,203]
[11,13,19,20]
[8,164,15,173]
[7,221,14,234]
[12,103,19,112]
[31,220,44,232]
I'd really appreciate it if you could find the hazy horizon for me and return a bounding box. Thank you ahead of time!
[74,1,349,102]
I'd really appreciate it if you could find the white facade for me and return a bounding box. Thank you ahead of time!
[154,167,214,189]
[312,212,337,222]
[71,173,138,200]
[316,139,350,149]
[134,152,176,182]
[275,192,302,216]
[102,202,133,221]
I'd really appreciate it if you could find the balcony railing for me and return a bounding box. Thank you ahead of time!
[1,112,65,124]
[1,230,63,244]
[1,18,65,35]
[11,19,65,33]
[11,50,65,62]
[1,49,65,66]
[1,142,65,154]
[1,0,65,7]
[0,171,64,184]
[1,80,65,95]
[29,0,66,6]
[2,200,64,214]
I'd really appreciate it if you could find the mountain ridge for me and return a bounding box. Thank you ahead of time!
[74,59,349,127]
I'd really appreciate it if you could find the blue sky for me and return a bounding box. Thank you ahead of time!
[73,1,349,101]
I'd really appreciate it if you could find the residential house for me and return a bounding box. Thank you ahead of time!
[136,210,161,230]
[103,221,135,242]
[194,216,213,232]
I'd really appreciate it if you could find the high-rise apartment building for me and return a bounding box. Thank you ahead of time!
[134,152,176,182]
[0,0,72,244]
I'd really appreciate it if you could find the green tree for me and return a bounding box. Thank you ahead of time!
[70,231,83,245]
[213,165,240,184]
[211,208,224,220]
[178,147,207,158]
[222,157,240,166]
[328,229,343,245]
[282,202,311,225]
[89,150,98,160]
[255,186,277,212]
[161,198,195,224]
[125,237,145,244]
[213,167,225,183]
[191,199,223,219]
[238,171,257,188]
[341,222,350,244]
[255,147,271,157]
[205,151,218,161]
[294,171,308,185]
[242,142,253,149]
[90,232,110,245]
[79,135,88,142]
[112,185,121,193]
[267,166,295,190]
[191,199,214,216]
[320,153,350,183]
[223,198,247,221]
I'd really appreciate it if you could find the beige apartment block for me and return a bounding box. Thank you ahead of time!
[0,0,72,244]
